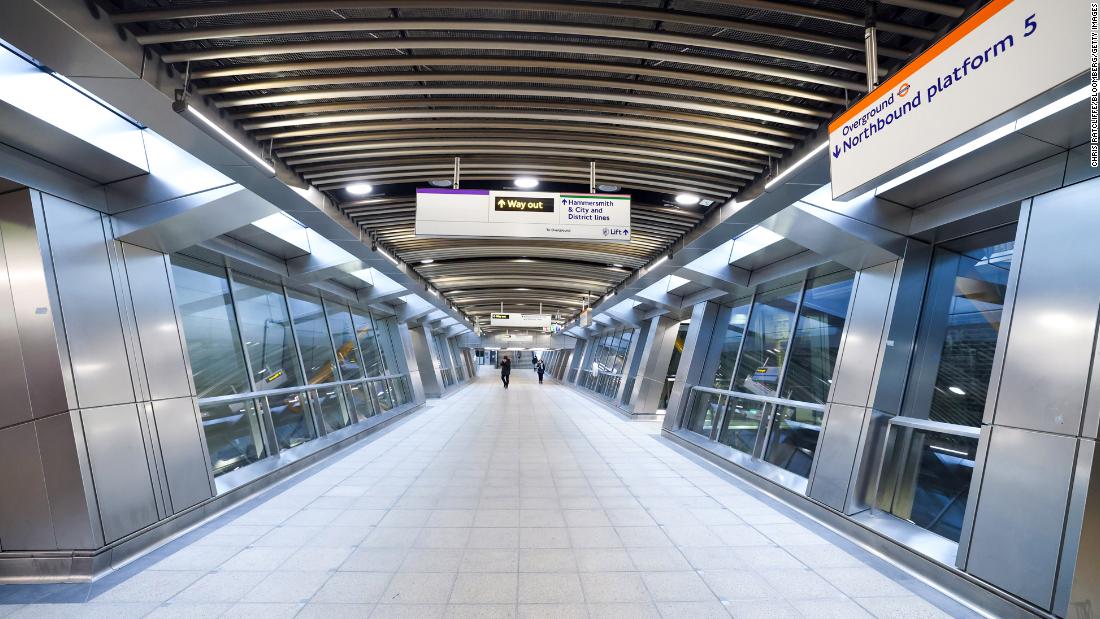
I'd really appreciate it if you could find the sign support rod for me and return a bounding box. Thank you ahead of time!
[864,2,879,91]
[589,161,596,193]
[453,156,461,189]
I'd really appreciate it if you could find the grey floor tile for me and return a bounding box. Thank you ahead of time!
[574,549,635,573]
[90,570,204,603]
[311,572,393,603]
[401,549,464,573]
[580,573,650,603]
[701,570,779,602]
[171,571,268,603]
[640,571,717,602]
[855,596,955,619]
[517,603,587,618]
[656,601,731,618]
[143,602,230,618]
[627,548,692,572]
[340,547,409,572]
[754,568,846,600]
[518,549,577,573]
[790,598,874,618]
[586,602,660,619]
[449,573,517,604]
[218,546,298,572]
[221,602,303,618]
[814,566,915,599]
[518,573,584,604]
[381,573,457,604]
[444,604,517,618]
[725,599,801,619]
[461,550,520,573]
[241,571,330,603]
[296,602,376,618]
[281,545,354,571]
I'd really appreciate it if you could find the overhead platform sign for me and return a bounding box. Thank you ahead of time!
[415,188,631,242]
[490,313,552,328]
[828,0,1087,199]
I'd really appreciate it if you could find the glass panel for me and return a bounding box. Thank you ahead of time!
[352,310,386,377]
[312,387,350,433]
[779,271,855,404]
[658,322,691,410]
[712,299,753,390]
[686,390,723,437]
[926,241,1015,427]
[325,300,363,380]
[730,284,801,398]
[199,399,266,476]
[877,428,978,542]
[170,257,251,398]
[763,404,826,477]
[374,315,405,374]
[266,391,315,449]
[232,275,303,390]
[344,382,374,420]
[717,396,768,454]
[371,379,396,412]
[286,290,340,384]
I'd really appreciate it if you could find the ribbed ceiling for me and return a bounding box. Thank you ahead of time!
[101,0,975,328]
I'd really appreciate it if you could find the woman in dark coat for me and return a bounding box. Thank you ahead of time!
[500,355,511,389]
[536,359,545,384]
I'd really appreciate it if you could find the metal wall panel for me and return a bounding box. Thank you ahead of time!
[633,316,680,416]
[40,194,135,408]
[830,262,899,408]
[410,325,442,398]
[995,177,1100,435]
[120,243,192,401]
[0,209,33,429]
[35,412,100,550]
[0,423,56,550]
[807,403,866,511]
[1063,439,1099,617]
[397,322,426,404]
[80,404,159,543]
[151,398,214,513]
[966,426,1076,609]
[872,241,932,416]
[0,190,73,418]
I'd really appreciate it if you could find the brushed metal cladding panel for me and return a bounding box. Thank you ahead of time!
[0,190,73,418]
[121,244,192,401]
[0,423,56,550]
[807,403,866,511]
[81,404,158,543]
[35,412,100,550]
[872,241,932,416]
[995,178,1100,435]
[151,398,213,513]
[1065,440,1100,616]
[665,302,720,429]
[0,216,33,429]
[831,262,899,408]
[40,195,135,408]
[967,426,1076,610]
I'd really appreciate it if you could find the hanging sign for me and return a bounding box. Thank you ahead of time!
[415,188,631,242]
[490,313,552,328]
[828,0,1087,199]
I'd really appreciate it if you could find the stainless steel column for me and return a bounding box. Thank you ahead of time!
[663,302,722,430]
[396,322,426,405]
[627,315,680,417]
[410,323,444,398]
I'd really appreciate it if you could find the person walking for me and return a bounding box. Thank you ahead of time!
[536,359,545,384]
[500,355,511,389]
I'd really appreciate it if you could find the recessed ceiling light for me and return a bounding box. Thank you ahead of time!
[346,182,373,195]
[514,176,539,189]
[421,259,434,264]
[429,179,452,187]
[597,183,621,192]
[515,288,530,291]
[948,386,966,396]
[611,264,624,269]
[699,199,715,207]
[674,192,700,206]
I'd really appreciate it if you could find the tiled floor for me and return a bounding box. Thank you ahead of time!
[0,371,981,618]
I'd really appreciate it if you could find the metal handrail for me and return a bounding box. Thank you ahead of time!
[688,385,826,412]
[198,373,408,406]
[886,415,981,439]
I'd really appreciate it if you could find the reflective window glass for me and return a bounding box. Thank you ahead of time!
[170,256,251,398]
[324,300,363,380]
[232,275,303,390]
[352,310,386,377]
[658,322,691,410]
[199,399,266,476]
[375,315,405,374]
[712,299,754,390]
[780,271,855,404]
[265,391,316,449]
[730,284,801,398]
[286,289,340,385]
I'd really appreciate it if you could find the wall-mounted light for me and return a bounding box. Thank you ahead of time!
[514,176,539,189]
[175,101,275,175]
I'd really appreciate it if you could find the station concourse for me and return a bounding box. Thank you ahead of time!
[0,1,1096,618]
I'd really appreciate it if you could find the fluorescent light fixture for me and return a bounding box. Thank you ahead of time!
[597,183,621,192]
[765,141,827,190]
[514,288,530,291]
[948,386,966,396]
[346,182,373,195]
[674,192,701,206]
[611,263,624,269]
[648,255,669,270]
[421,258,434,264]
[514,176,539,189]
[429,179,452,187]
[878,86,1089,194]
[183,105,275,175]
